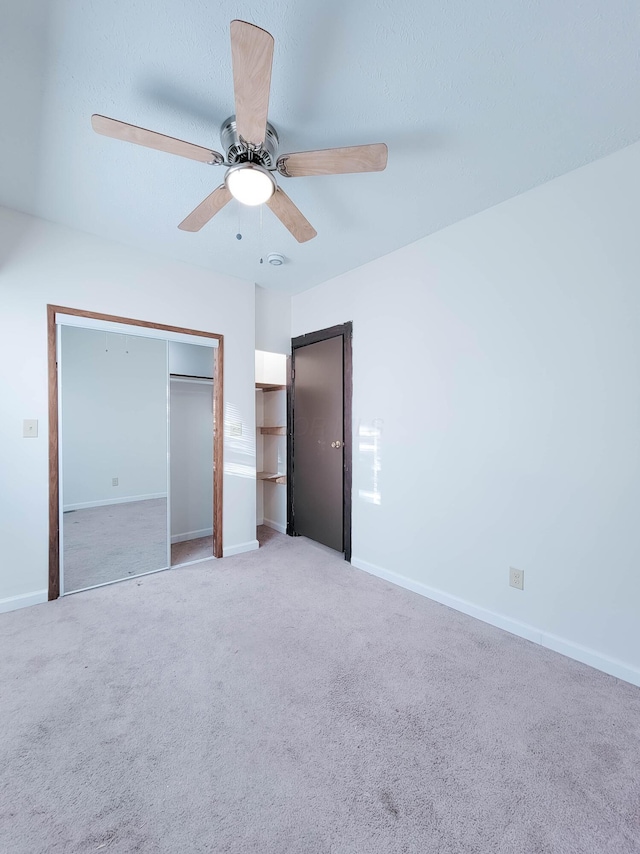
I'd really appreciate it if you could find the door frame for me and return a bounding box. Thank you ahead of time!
[47,304,224,600]
[287,322,353,562]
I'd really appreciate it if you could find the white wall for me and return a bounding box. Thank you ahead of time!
[256,389,264,527]
[292,141,640,686]
[255,350,287,386]
[255,285,291,354]
[170,379,214,543]
[169,341,214,378]
[0,206,257,608]
[62,326,168,509]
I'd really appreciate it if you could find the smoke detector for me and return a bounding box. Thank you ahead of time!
[267,253,285,266]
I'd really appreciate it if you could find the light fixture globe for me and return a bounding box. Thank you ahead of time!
[224,163,276,206]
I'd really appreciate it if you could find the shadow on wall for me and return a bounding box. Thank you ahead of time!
[0,0,53,220]
[358,418,383,506]
[0,209,39,272]
[224,402,256,479]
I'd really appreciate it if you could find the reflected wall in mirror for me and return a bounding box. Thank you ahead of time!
[169,342,214,565]
[61,326,169,592]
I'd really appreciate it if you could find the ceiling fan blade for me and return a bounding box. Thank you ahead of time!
[178,186,232,232]
[91,115,223,164]
[266,188,317,243]
[277,143,388,177]
[230,20,274,146]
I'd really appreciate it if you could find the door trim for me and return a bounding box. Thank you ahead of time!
[47,304,224,600]
[287,322,353,562]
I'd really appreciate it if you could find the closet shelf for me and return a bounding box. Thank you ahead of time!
[257,472,287,485]
[260,426,286,435]
[256,383,286,392]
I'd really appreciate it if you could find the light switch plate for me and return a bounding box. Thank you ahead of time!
[23,419,38,438]
[229,422,242,437]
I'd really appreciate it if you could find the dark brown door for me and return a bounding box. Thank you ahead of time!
[289,326,352,555]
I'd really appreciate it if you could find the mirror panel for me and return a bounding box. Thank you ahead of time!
[61,326,168,592]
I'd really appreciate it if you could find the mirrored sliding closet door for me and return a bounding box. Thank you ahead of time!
[60,325,169,593]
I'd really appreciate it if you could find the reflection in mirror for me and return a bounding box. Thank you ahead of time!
[169,342,214,565]
[61,326,169,592]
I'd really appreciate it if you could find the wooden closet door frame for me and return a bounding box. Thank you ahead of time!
[47,304,224,600]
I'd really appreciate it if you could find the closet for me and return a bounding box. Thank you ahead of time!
[54,311,219,596]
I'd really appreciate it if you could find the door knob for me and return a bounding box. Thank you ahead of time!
[331,440,343,449]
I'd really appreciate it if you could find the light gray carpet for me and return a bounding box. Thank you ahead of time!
[63,498,168,592]
[1,528,639,853]
[171,534,213,566]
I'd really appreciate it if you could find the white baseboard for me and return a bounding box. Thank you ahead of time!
[262,518,286,534]
[223,540,259,557]
[0,590,48,615]
[64,493,167,512]
[171,527,213,544]
[351,556,640,689]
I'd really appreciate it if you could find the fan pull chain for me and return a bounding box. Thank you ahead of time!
[259,204,265,265]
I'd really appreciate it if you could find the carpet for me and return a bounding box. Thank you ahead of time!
[171,535,213,566]
[1,528,639,853]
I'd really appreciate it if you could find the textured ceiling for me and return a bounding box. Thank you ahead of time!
[1,0,639,294]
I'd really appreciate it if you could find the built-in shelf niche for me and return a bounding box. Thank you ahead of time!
[256,350,288,530]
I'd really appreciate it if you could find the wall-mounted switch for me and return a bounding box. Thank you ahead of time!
[229,422,242,437]
[112,477,119,487]
[23,420,38,438]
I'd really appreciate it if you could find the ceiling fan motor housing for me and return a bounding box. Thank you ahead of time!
[220,116,279,168]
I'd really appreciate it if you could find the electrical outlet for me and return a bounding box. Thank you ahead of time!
[509,567,524,590]
[112,477,119,487]
[23,419,38,438]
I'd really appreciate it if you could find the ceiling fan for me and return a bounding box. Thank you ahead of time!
[91,20,388,243]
